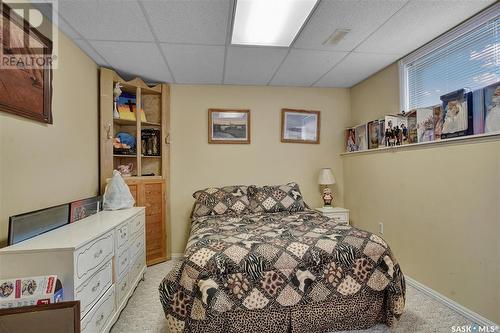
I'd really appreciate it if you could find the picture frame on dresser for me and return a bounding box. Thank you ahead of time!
[0,301,80,333]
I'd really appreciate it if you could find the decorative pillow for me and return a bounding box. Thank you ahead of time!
[192,185,251,218]
[248,182,307,213]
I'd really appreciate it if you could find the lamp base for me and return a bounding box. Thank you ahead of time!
[322,186,334,207]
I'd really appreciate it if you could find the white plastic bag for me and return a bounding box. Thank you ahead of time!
[103,170,135,210]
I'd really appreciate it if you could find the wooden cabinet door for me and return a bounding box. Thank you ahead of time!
[127,184,138,206]
[143,182,166,265]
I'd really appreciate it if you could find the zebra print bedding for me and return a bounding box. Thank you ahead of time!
[159,210,405,333]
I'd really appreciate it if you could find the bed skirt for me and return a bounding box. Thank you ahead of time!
[187,288,388,333]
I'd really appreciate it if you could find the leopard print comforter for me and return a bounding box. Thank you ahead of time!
[159,210,405,332]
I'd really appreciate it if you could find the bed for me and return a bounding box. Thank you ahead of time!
[159,184,405,333]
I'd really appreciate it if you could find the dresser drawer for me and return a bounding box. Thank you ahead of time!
[131,251,145,280]
[129,232,145,261]
[115,222,129,251]
[75,232,114,287]
[75,260,113,317]
[129,214,145,239]
[327,212,348,220]
[116,246,130,279]
[116,273,130,306]
[81,285,115,333]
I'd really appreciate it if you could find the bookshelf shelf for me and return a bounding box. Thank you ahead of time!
[114,118,161,127]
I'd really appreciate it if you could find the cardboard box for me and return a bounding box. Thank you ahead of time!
[0,275,63,309]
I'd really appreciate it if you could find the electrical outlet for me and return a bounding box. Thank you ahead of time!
[379,222,384,234]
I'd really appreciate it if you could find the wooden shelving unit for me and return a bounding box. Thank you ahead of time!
[99,68,170,265]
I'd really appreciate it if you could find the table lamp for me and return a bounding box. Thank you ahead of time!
[318,168,336,207]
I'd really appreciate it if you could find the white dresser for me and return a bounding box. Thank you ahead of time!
[0,207,146,333]
[314,207,350,225]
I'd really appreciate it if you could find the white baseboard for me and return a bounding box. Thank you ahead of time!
[170,252,183,259]
[405,276,498,327]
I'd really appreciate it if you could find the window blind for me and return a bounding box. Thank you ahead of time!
[402,8,499,110]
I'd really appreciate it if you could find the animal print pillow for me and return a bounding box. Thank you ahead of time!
[191,185,251,218]
[247,182,307,213]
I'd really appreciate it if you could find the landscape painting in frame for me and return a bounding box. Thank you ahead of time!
[281,109,320,144]
[208,109,250,144]
[0,4,52,123]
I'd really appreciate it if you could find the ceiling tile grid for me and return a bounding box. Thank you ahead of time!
[270,49,347,86]
[224,46,289,85]
[160,44,225,84]
[49,0,496,87]
[314,52,399,88]
[293,0,408,52]
[89,41,173,82]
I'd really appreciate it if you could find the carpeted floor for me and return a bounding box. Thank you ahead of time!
[110,260,470,333]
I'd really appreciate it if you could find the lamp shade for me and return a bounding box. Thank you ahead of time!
[318,168,336,185]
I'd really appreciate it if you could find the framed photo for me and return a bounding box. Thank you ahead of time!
[281,109,320,144]
[0,4,53,123]
[208,109,250,144]
[0,301,80,333]
[69,196,102,223]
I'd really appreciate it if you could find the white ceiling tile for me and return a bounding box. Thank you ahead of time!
[224,47,288,85]
[58,0,154,41]
[142,0,230,45]
[90,41,173,83]
[72,39,109,65]
[356,0,496,54]
[161,44,224,84]
[31,2,80,39]
[56,16,80,40]
[294,0,407,51]
[270,49,347,86]
[314,52,399,88]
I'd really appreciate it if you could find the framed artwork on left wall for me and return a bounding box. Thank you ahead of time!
[0,3,53,124]
[208,109,251,144]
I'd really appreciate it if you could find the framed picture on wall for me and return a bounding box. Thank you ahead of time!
[281,109,320,144]
[0,4,53,124]
[208,109,250,144]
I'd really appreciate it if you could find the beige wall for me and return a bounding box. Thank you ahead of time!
[170,85,350,254]
[347,65,500,323]
[0,32,99,246]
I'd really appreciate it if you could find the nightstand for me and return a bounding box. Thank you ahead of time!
[315,207,350,225]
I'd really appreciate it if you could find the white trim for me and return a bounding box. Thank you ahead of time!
[399,2,499,111]
[170,252,183,259]
[405,276,499,328]
[398,59,407,112]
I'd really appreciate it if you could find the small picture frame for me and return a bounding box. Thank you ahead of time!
[208,109,250,144]
[281,109,320,144]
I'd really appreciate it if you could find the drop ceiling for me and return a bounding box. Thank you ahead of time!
[49,0,495,87]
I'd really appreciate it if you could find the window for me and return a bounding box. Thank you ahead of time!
[400,4,499,111]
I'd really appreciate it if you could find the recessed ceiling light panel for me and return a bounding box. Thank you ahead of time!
[231,0,318,47]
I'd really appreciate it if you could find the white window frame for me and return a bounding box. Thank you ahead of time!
[399,3,500,112]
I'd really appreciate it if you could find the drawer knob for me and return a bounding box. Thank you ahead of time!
[94,249,103,258]
[91,281,101,292]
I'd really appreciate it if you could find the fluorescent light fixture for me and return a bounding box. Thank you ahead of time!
[231,0,318,47]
